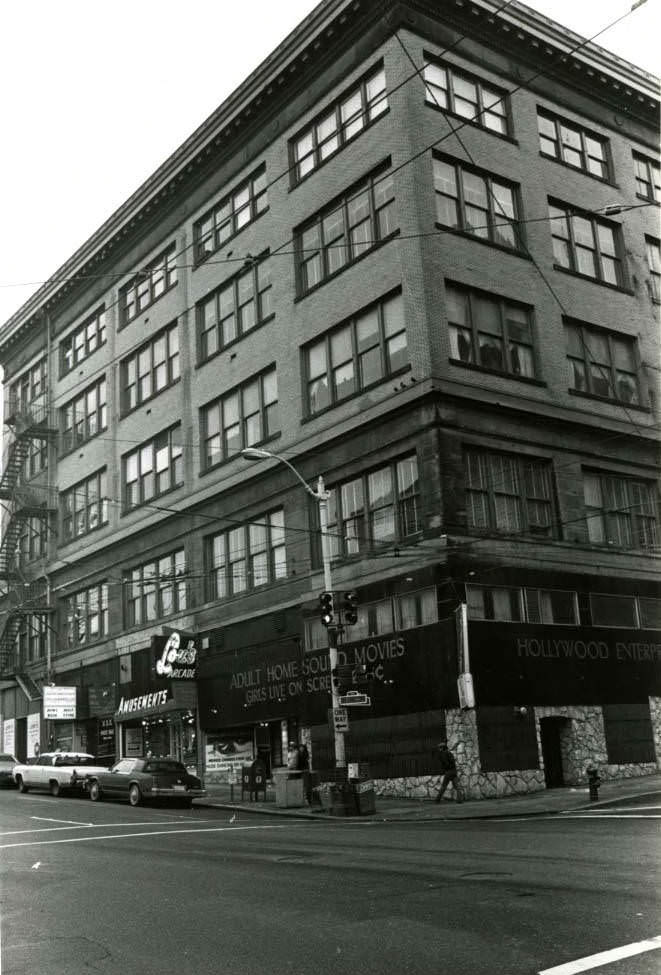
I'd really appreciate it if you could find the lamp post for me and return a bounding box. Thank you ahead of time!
[241,447,346,768]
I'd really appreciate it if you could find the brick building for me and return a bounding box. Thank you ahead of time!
[0,0,659,798]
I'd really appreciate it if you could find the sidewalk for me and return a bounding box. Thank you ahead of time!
[194,772,661,822]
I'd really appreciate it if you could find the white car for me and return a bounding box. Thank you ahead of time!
[13,752,111,797]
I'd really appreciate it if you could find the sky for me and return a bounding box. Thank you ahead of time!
[0,0,658,328]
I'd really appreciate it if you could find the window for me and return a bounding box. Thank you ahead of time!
[63,583,109,648]
[304,587,438,650]
[292,65,388,182]
[465,449,555,537]
[304,291,407,414]
[646,236,660,302]
[207,509,286,600]
[395,588,438,630]
[123,425,183,511]
[423,58,508,135]
[201,367,278,469]
[8,357,48,415]
[120,245,177,325]
[445,282,535,378]
[565,321,639,404]
[16,517,47,566]
[433,155,521,250]
[61,377,107,452]
[60,307,106,376]
[61,470,109,542]
[126,550,187,626]
[633,152,660,202]
[22,439,48,481]
[549,201,623,287]
[583,471,658,550]
[537,110,610,180]
[17,616,48,663]
[467,585,522,621]
[121,322,180,412]
[194,167,268,263]
[324,455,420,559]
[590,593,637,628]
[525,589,578,624]
[639,596,661,629]
[296,163,397,295]
[198,257,273,362]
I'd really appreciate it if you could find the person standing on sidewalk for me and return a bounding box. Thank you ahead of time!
[435,741,462,803]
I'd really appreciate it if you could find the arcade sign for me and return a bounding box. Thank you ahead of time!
[153,632,198,680]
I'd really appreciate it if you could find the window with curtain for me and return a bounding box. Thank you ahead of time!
[206,509,286,600]
[445,282,535,378]
[583,471,658,550]
[126,550,187,626]
[565,320,639,404]
[465,449,555,537]
[433,154,521,250]
[549,200,624,287]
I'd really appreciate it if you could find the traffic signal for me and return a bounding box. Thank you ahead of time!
[331,667,341,691]
[343,590,358,625]
[319,591,334,626]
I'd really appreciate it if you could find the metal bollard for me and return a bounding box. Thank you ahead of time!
[587,765,601,802]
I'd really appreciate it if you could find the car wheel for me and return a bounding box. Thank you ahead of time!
[89,781,102,802]
[49,780,61,797]
[17,776,29,794]
[128,784,142,807]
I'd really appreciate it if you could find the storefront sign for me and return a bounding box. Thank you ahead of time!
[43,686,77,720]
[3,718,15,756]
[125,727,143,757]
[154,632,198,680]
[27,713,40,757]
[205,734,253,779]
[116,689,171,716]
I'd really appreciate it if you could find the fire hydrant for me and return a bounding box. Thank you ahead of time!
[587,765,601,802]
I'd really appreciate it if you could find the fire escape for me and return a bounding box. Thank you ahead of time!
[0,395,57,677]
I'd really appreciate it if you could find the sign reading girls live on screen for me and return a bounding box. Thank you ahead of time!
[152,631,198,680]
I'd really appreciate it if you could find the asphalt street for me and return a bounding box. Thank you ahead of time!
[0,789,659,975]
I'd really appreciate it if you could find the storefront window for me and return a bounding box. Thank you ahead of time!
[590,593,637,628]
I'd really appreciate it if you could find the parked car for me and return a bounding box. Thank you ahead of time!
[87,757,206,807]
[0,754,18,787]
[13,752,110,796]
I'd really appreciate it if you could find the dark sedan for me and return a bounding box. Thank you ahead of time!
[87,757,206,807]
[0,754,18,787]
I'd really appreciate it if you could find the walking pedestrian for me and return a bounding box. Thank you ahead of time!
[435,741,462,802]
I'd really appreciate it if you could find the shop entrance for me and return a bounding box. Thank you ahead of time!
[540,717,567,788]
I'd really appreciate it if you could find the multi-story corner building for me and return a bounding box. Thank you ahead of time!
[0,0,659,798]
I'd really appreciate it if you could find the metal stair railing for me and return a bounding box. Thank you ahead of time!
[0,438,31,500]
[4,394,57,440]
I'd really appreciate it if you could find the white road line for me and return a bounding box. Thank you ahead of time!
[539,935,661,975]
[31,816,93,826]
[0,821,197,836]
[0,822,303,849]
[560,813,661,820]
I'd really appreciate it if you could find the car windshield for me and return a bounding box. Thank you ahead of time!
[144,760,186,774]
[54,755,98,767]
[0,754,15,762]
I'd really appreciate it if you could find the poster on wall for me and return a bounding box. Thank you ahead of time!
[3,719,15,757]
[205,734,253,782]
[125,727,143,757]
[27,714,40,758]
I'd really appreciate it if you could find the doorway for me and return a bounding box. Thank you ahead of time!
[539,717,567,788]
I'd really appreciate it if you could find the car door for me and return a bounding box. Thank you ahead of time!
[28,756,52,788]
[103,760,134,798]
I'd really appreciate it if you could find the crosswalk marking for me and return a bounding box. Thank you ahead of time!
[539,934,661,975]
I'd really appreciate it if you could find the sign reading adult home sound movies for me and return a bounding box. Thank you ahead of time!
[153,632,198,680]
[43,686,77,720]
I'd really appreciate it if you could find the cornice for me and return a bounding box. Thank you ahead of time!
[1,0,657,354]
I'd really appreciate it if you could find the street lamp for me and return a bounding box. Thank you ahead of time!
[241,447,346,768]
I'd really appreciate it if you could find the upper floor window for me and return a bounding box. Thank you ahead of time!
[305,586,438,650]
[433,155,521,251]
[123,424,183,511]
[121,322,180,413]
[549,201,623,287]
[292,65,388,183]
[22,440,47,481]
[467,585,522,622]
[194,166,267,264]
[304,291,407,415]
[17,615,48,664]
[201,367,278,470]
[324,455,420,560]
[423,58,508,135]
[467,585,578,624]
[60,307,106,376]
[198,256,273,362]
[61,469,109,543]
[537,110,610,180]
[646,236,660,302]
[465,449,555,537]
[633,151,660,202]
[296,163,396,295]
[62,582,109,648]
[61,377,107,453]
[445,282,535,378]
[9,357,48,414]
[525,588,578,625]
[120,245,177,326]
[206,508,286,600]
[16,517,48,567]
[583,471,658,550]
[565,321,639,404]
[126,549,186,626]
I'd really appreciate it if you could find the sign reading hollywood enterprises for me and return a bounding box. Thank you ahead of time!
[43,686,77,720]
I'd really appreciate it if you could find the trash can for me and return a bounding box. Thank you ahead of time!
[241,759,267,801]
[349,762,375,816]
[274,769,305,808]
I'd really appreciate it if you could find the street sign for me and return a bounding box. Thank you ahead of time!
[333,707,349,733]
[338,691,371,706]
